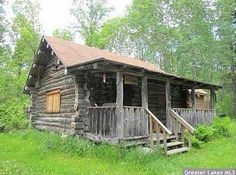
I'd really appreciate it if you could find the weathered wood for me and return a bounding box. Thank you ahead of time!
[172,108,215,127]
[165,80,171,130]
[170,109,195,133]
[210,89,215,109]
[191,87,196,109]
[116,72,124,139]
[149,115,154,148]
[163,131,167,154]
[142,76,148,108]
[88,107,117,137]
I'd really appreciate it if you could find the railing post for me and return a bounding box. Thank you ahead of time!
[165,80,171,130]
[142,76,149,135]
[210,89,215,109]
[180,124,184,143]
[188,130,192,148]
[149,115,154,148]
[191,87,196,109]
[163,131,167,154]
[116,72,124,140]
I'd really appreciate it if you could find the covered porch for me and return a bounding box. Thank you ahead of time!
[69,60,221,148]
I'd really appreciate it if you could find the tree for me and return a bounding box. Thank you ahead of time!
[91,0,235,116]
[0,0,41,127]
[0,0,7,53]
[214,0,236,117]
[70,0,111,45]
[53,28,74,41]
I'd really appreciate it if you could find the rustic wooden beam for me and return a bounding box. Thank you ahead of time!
[210,89,215,109]
[116,72,124,139]
[141,76,148,108]
[191,87,196,109]
[165,80,171,130]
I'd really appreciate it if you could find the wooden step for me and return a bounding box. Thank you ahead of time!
[167,147,189,155]
[151,135,176,142]
[160,141,184,148]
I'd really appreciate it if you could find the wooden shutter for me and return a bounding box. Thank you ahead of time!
[53,92,60,112]
[46,89,60,113]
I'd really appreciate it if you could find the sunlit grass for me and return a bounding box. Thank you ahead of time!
[0,121,235,175]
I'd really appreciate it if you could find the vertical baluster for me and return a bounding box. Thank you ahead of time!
[163,131,167,154]
[175,119,178,140]
[188,129,192,148]
[180,124,184,143]
[149,115,153,148]
[156,123,160,144]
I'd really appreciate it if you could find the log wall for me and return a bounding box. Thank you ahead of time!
[30,55,76,135]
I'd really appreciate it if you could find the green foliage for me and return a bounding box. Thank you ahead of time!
[90,0,236,115]
[71,0,112,46]
[194,125,214,142]
[192,136,204,149]
[53,28,74,41]
[0,0,40,132]
[0,123,235,174]
[216,91,234,117]
[212,117,231,138]
[193,117,231,147]
[0,99,29,131]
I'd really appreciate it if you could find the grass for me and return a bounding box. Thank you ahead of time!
[0,121,235,175]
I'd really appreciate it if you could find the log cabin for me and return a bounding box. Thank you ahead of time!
[24,36,221,155]
[187,89,210,109]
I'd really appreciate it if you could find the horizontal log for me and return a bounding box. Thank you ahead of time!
[34,120,71,129]
[71,122,84,129]
[35,124,71,134]
[36,117,72,124]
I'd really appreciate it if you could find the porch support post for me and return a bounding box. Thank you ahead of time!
[191,87,196,109]
[116,72,124,139]
[142,76,148,108]
[165,80,171,130]
[210,89,215,109]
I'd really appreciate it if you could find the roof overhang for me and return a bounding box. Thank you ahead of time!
[67,59,222,90]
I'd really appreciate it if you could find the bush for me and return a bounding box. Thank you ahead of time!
[212,117,231,138]
[0,100,29,132]
[193,125,214,142]
[192,117,231,148]
[192,136,204,149]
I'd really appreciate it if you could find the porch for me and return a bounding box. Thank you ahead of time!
[68,57,221,154]
[78,69,216,147]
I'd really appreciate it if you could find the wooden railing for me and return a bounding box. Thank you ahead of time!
[172,108,215,127]
[123,106,148,138]
[88,106,117,138]
[170,109,195,148]
[145,108,172,153]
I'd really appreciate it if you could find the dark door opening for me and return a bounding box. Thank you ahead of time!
[123,84,133,106]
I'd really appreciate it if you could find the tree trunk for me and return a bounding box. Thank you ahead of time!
[232,70,236,118]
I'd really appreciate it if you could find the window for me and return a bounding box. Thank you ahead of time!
[46,89,61,113]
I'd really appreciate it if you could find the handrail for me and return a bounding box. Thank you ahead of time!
[145,108,172,135]
[170,109,195,133]
[172,108,214,111]
[88,106,116,109]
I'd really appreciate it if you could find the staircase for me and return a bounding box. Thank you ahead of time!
[145,108,195,155]
[150,133,189,155]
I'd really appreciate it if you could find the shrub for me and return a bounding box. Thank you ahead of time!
[193,125,214,142]
[0,100,29,132]
[192,136,203,149]
[212,117,231,138]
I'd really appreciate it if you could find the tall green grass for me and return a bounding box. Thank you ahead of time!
[0,120,235,175]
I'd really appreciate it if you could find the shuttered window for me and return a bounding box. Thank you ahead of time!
[46,89,61,113]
